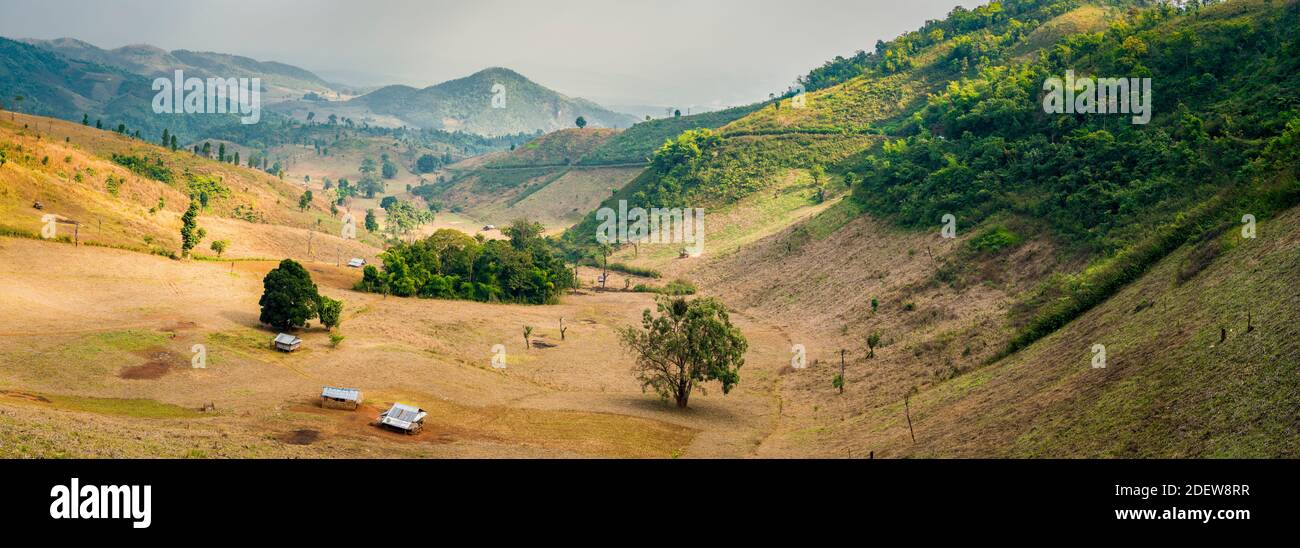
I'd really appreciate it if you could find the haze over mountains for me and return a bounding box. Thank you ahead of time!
[20,37,356,102]
[5,35,639,140]
[271,67,641,136]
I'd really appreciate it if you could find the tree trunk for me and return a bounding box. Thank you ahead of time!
[675,374,691,408]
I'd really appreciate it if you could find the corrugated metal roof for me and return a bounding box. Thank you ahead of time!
[379,403,427,430]
[274,333,300,345]
[347,258,366,267]
[321,387,361,401]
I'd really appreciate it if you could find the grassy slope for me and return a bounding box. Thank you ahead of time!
[485,128,620,168]
[843,204,1300,458]
[707,0,1300,457]
[435,105,771,229]
[583,4,1115,273]
[0,111,382,261]
[429,128,642,229]
[578,104,765,165]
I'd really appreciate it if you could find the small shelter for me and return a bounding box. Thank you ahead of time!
[321,387,362,410]
[273,333,302,352]
[347,258,366,268]
[378,403,427,435]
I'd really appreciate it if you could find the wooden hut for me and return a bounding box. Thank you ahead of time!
[378,403,427,435]
[273,333,302,352]
[320,387,362,410]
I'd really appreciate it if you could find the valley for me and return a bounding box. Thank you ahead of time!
[1,0,1297,460]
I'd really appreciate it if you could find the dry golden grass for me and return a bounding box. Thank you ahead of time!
[0,112,383,261]
[0,236,788,458]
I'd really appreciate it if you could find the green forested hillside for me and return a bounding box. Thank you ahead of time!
[577,104,766,165]
[563,0,1298,432]
[563,0,1124,250]
[485,128,620,168]
[843,0,1300,353]
[0,36,256,144]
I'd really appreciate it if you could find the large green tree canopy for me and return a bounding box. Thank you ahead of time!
[618,297,748,408]
[259,259,320,331]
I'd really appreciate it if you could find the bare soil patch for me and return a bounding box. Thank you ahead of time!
[120,348,182,379]
[281,429,321,445]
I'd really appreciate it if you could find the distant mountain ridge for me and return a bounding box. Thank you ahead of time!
[19,37,352,101]
[0,36,257,144]
[272,67,640,137]
[6,35,637,142]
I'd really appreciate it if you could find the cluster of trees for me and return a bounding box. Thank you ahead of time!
[259,259,343,331]
[416,152,453,173]
[110,153,173,183]
[380,153,398,179]
[799,0,1066,91]
[354,220,575,305]
[203,117,529,159]
[379,199,433,239]
[850,0,1297,253]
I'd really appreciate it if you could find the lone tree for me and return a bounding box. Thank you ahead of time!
[180,201,202,257]
[575,116,587,129]
[618,297,747,408]
[210,239,229,258]
[364,209,379,232]
[316,294,343,331]
[416,154,438,173]
[298,190,313,211]
[258,259,320,331]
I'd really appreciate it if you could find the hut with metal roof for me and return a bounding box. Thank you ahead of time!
[273,333,302,352]
[321,387,362,410]
[347,258,366,268]
[378,403,427,435]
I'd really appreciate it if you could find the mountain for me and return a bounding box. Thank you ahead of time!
[271,67,640,137]
[415,103,764,231]
[0,36,253,144]
[20,37,350,102]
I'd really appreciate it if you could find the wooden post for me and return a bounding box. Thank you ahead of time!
[601,249,609,290]
[839,349,846,395]
[905,393,916,444]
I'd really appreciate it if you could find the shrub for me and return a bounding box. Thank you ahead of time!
[633,279,697,295]
[968,226,1023,253]
[111,153,173,183]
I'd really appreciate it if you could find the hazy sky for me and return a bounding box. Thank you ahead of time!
[0,0,983,109]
